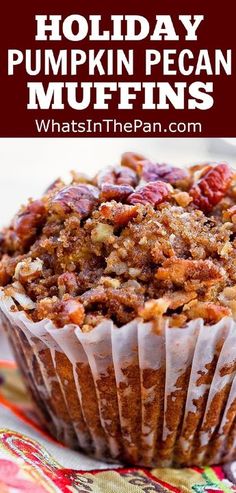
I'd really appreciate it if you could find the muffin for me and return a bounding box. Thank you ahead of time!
[1,152,236,466]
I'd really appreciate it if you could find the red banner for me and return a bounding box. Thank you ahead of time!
[0,0,235,137]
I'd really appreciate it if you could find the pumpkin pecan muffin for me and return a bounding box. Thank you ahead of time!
[1,152,236,466]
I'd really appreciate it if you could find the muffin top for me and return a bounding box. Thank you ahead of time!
[1,152,236,330]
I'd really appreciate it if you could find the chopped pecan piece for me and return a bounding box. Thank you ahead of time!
[138,298,170,320]
[51,184,99,219]
[100,202,138,227]
[128,181,170,207]
[14,258,43,283]
[173,191,192,207]
[13,200,46,247]
[219,286,236,318]
[80,286,107,306]
[156,258,223,287]
[36,296,85,327]
[97,165,138,187]
[100,183,134,202]
[189,163,233,212]
[80,286,143,326]
[142,162,188,186]
[0,255,11,286]
[121,152,147,174]
[168,314,187,327]
[61,297,85,325]
[166,290,197,310]
[58,272,78,297]
[184,301,230,323]
[223,205,236,223]
[189,162,212,179]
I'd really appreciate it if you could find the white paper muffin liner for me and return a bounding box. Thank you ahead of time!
[1,292,236,467]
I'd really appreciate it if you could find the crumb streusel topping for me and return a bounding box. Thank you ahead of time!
[1,152,236,330]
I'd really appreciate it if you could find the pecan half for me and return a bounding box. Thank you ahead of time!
[100,183,134,202]
[13,200,47,247]
[189,163,233,212]
[100,202,138,227]
[142,162,188,186]
[97,165,138,188]
[51,184,99,219]
[128,181,170,207]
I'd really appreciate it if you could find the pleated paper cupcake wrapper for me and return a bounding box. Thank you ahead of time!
[1,293,236,467]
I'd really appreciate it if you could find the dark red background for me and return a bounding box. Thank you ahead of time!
[0,0,235,137]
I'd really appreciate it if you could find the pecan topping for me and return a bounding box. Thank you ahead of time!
[189,163,233,212]
[138,298,170,320]
[173,191,192,207]
[0,255,11,286]
[97,165,137,187]
[51,184,99,218]
[58,272,78,297]
[183,301,230,323]
[14,258,43,283]
[80,286,143,325]
[13,200,46,247]
[36,296,85,327]
[128,181,170,207]
[2,155,236,330]
[142,162,188,185]
[61,298,85,325]
[100,183,134,202]
[166,290,197,310]
[223,205,236,223]
[121,152,147,174]
[156,258,223,287]
[100,202,138,226]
